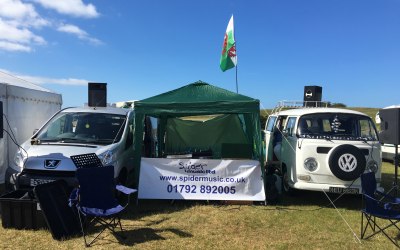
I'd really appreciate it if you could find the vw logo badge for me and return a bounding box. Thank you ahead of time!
[338,154,357,172]
[44,159,61,169]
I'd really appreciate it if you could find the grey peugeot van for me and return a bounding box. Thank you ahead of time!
[5,105,135,190]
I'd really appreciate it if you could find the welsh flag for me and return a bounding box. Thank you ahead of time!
[220,15,237,72]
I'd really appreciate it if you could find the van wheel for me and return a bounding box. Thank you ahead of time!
[282,168,295,195]
[328,145,366,181]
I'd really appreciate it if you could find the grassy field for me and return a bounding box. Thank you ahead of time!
[0,161,398,249]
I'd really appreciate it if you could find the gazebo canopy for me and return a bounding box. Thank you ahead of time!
[131,81,263,187]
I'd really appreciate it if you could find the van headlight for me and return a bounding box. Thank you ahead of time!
[13,149,27,171]
[304,157,318,172]
[367,160,379,173]
[98,150,114,166]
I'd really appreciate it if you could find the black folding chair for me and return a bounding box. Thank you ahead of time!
[72,165,136,247]
[361,172,400,247]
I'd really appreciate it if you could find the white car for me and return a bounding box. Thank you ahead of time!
[380,144,399,162]
[5,105,136,190]
[263,104,381,194]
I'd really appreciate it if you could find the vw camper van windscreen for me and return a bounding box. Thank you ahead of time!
[35,112,126,145]
[297,113,378,141]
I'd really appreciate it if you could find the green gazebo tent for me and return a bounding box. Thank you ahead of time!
[131,81,264,188]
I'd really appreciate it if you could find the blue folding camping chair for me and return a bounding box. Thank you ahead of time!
[361,171,400,247]
[72,165,136,247]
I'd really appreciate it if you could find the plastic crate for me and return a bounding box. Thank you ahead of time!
[0,190,47,230]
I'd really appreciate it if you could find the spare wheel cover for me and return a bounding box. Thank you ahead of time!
[328,144,366,181]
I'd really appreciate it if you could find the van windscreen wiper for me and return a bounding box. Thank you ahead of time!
[37,138,82,143]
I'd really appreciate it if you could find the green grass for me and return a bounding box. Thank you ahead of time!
[0,161,399,249]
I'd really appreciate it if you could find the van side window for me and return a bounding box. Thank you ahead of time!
[276,116,286,133]
[266,117,277,132]
[273,116,287,143]
[359,119,378,140]
[322,119,332,132]
[286,117,297,136]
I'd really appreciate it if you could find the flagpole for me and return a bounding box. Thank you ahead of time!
[235,18,238,94]
[235,63,238,93]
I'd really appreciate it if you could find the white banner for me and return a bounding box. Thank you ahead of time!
[138,158,265,201]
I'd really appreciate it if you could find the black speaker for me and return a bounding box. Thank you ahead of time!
[88,83,107,107]
[304,86,322,107]
[0,101,3,138]
[379,108,400,145]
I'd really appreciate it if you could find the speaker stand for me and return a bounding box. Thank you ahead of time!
[395,144,399,194]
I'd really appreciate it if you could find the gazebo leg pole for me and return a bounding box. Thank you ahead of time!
[395,144,399,195]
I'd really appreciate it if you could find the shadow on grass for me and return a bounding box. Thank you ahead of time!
[73,214,192,247]
[267,171,399,212]
[125,199,223,218]
[275,190,363,211]
[116,227,192,246]
[73,226,192,248]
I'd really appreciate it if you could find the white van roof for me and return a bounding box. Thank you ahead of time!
[61,106,131,115]
[271,107,368,117]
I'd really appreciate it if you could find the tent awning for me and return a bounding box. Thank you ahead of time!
[131,81,264,187]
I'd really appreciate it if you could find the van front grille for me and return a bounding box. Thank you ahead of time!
[21,169,76,177]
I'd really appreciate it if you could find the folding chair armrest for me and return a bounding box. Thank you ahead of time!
[364,193,384,205]
[375,190,394,199]
[116,185,137,195]
[382,200,400,211]
[364,193,400,211]
[375,188,400,203]
[385,185,400,196]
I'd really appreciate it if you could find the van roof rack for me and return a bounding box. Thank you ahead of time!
[272,100,329,114]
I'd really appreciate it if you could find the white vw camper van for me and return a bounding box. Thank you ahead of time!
[5,105,135,190]
[264,102,381,194]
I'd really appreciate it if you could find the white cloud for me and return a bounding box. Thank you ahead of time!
[0,0,101,53]
[0,0,35,19]
[0,0,47,52]
[0,19,46,44]
[57,23,87,37]
[0,18,46,52]
[0,68,88,86]
[33,0,99,18]
[0,0,49,28]
[57,23,102,45]
[0,41,31,52]
[22,75,88,86]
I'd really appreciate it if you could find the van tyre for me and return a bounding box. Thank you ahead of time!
[282,168,295,195]
[328,145,366,181]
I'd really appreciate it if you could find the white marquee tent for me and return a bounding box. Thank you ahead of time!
[0,72,62,183]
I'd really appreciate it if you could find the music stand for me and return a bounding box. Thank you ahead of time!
[395,145,399,192]
[70,153,103,168]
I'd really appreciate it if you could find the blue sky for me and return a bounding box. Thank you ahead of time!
[0,0,399,109]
